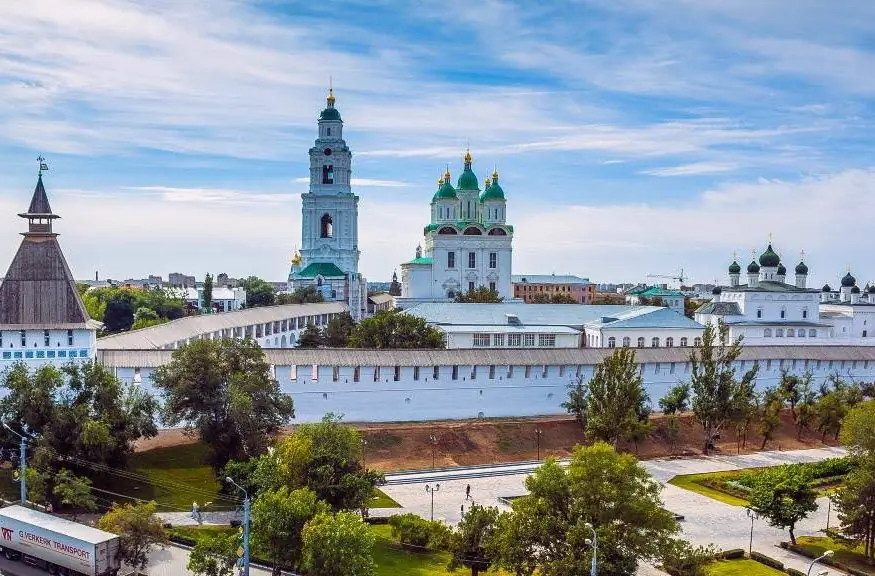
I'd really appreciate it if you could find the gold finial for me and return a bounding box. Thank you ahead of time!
[485,177,491,188]
[464,148,472,164]
[492,167,499,180]
[438,175,444,186]
[444,164,451,180]
[326,77,335,106]
[291,250,302,265]
[800,249,805,261]
[37,155,48,176]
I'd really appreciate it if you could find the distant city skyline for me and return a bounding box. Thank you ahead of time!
[1,1,874,288]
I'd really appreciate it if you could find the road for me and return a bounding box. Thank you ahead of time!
[147,544,273,576]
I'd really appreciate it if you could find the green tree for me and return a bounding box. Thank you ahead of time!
[152,338,295,470]
[689,322,759,453]
[748,466,818,544]
[251,486,330,572]
[277,285,325,304]
[98,501,169,572]
[323,312,356,347]
[795,379,817,440]
[52,469,96,520]
[297,323,325,348]
[729,373,758,450]
[454,286,504,303]
[561,374,588,426]
[839,399,875,456]
[549,293,578,304]
[660,541,718,576]
[104,289,136,332]
[491,442,679,576]
[349,309,445,349]
[585,347,651,448]
[203,273,214,311]
[388,513,450,550]
[132,306,163,330]
[659,383,690,414]
[301,511,375,576]
[815,389,847,441]
[831,460,875,560]
[188,531,238,576]
[448,503,501,576]
[242,276,276,308]
[530,293,551,304]
[778,369,808,421]
[757,386,783,450]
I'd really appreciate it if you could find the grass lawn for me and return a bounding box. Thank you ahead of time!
[796,536,875,575]
[706,558,785,575]
[128,442,225,512]
[370,488,401,509]
[668,471,750,507]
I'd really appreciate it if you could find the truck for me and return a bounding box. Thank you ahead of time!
[0,505,121,576]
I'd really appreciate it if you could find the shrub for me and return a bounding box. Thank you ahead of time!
[719,548,745,559]
[388,513,449,551]
[660,541,717,576]
[786,569,805,576]
[750,551,784,570]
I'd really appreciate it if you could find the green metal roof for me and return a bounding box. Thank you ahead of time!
[296,262,346,278]
[758,244,780,267]
[404,257,434,265]
[457,167,479,191]
[319,107,342,121]
[480,181,505,201]
[432,181,458,201]
[728,260,741,274]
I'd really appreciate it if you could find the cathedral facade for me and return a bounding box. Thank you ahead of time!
[396,152,514,308]
[288,89,367,319]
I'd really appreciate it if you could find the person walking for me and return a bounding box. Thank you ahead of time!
[465,484,471,501]
[461,504,465,519]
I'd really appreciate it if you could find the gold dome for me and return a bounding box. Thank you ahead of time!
[291,250,303,265]
[444,167,451,181]
[492,168,499,180]
[326,87,335,106]
[484,177,491,188]
[464,149,472,164]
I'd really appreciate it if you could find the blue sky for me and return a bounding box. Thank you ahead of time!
[1,0,875,287]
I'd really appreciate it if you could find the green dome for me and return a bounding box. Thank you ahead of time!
[432,179,457,201]
[822,284,832,292]
[320,107,341,121]
[868,284,875,294]
[457,167,479,191]
[777,263,787,275]
[852,285,861,294]
[728,260,741,274]
[480,181,505,201]
[795,261,808,275]
[747,260,760,274]
[758,244,780,267]
[842,272,856,287]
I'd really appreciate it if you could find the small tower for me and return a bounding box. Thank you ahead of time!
[822,283,832,303]
[480,168,507,225]
[776,262,787,284]
[867,283,875,304]
[758,243,780,281]
[431,171,458,223]
[747,254,760,288]
[389,270,401,296]
[456,150,480,222]
[841,271,856,302]
[795,255,808,289]
[728,257,741,288]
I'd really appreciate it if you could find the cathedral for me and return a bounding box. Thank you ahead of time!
[288,89,367,319]
[395,151,514,308]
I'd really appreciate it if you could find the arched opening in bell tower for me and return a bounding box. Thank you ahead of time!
[320,213,333,238]
[322,165,334,184]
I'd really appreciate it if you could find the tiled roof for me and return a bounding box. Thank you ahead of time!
[512,274,590,285]
[587,307,703,330]
[695,302,742,316]
[25,174,53,215]
[404,257,434,265]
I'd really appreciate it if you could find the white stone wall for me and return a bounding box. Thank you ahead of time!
[0,328,96,371]
[426,234,513,299]
[442,330,581,349]
[589,327,705,349]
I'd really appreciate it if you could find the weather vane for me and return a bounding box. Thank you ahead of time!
[37,156,48,175]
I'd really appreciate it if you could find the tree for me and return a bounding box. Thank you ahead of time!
[349,309,445,349]
[778,369,805,421]
[203,273,214,311]
[104,289,136,332]
[152,338,295,470]
[323,312,356,347]
[795,379,817,440]
[277,286,325,304]
[748,466,818,544]
[98,501,169,572]
[831,460,875,560]
[448,503,501,576]
[52,469,96,520]
[561,374,588,426]
[839,399,875,457]
[729,373,758,451]
[585,347,651,448]
[689,322,759,453]
[815,389,847,441]
[241,276,276,308]
[251,487,330,572]
[188,531,238,576]
[659,383,690,414]
[548,293,578,304]
[389,513,450,550]
[454,286,503,303]
[660,541,719,576]
[132,306,164,330]
[757,387,783,450]
[297,323,324,348]
[491,443,679,576]
[301,511,375,576]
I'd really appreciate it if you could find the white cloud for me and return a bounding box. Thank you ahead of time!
[642,162,738,177]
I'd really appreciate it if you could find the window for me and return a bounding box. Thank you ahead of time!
[776,328,784,337]
[757,308,763,319]
[799,329,806,338]
[538,334,556,347]
[680,337,688,347]
[452,366,459,380]
[694,337,702,346]
[489,252,497,268]
[473,333,490,347]
[394,366,401,382]
[332,366,340,382]
[374,366,381,382]
[524,334,535,347]
[787,329,794,337]
[493,334,504,347]
[469,282,475,292]
[508,334,521,347]
[764,328,772,337]
[57,351,65,358]
[67,350,75,358]
[608,337,616,348]
[322,164,334,184]
[43,330,49,346]
[666,337,674,348]
[780,308,786,319]
[802,309,808,319]
[468,252,476,268]
[507,365,514,378]
[489,281,496,292]
[637,337,645,348]
[20,330,26,346]
[651,337,660,348]
[809,329,817,337]
[326,127,331,136]
[433,366,439,380]
[622,337,630,347]
[864,330,869,338]
[448,252,455,268]
[489,365,495,379]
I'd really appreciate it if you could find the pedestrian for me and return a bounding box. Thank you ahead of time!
[192,501,199,521]
[465,484,471,500]
[461,504,464,518]
[46,502,53,514]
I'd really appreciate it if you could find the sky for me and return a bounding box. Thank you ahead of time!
[1,0,875,288]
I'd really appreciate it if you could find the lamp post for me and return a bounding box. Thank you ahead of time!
[225,476,250,576]
[535,428,543,460]
[362,439,368,469]
[745,507,758,555]
[3,421,30,505]
[825,497,831,532]
[425,483,440,521]
[584,522,597,576]
[429,434,438,469]
[806,550,834,576]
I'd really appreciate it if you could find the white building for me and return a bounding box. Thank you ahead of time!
[289,89,367,320]
[0,170,101,371]
[166,286,247,313]
[396,152,513,308]
[625,286,686,315]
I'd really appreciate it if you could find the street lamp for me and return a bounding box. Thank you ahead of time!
[584,522,597,576]
[225,476,251,576]
[362,439,368,469]
[806,550,833,576]
[535,428,543,460]
[425,483,440,521]
[745,507,758,555]
[429,434,438,469]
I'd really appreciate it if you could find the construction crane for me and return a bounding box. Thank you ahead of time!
[646,268,688,285]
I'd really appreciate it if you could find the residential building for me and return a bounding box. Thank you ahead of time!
[512,274,594,304]
[368,293,395,314]
[168,272,196,287]
[625,285,686,314]
[166,286,247,313]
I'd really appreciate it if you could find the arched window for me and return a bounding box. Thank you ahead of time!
[780,307,786,319]
[320,213,333,238]
[802,308,808,319]
[637,337,645,348]
[463,227,483,235]
[757,308,763,318]
[316,276,324,287]
[608,337,616,348]
[666,337,674,348]
[776,328,784,337]
[809,329,817,337]
[622,337,630,347]
[680,337,688,347]
[694,337,702,346]
[764,328,772,337]
[651,337,660,348]
[322,164,334,184]
[786,329,794,337]
[438,226,458,235]
[488,228,507,236]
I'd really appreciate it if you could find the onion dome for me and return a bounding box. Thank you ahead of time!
[480,169,506,201]
[795,261,808,275]
[822,283,832,292]
[712,286,722,295]
[728,260,741,274]
[777,263,787,275]
[868,284,875,294]
[852,285,861,294]
[432,171,458,201]
[747,260,760,274]
[758,244,780,267]
[841,272,856,287]
[291,250,302,266]
[456,150,480,191]
[319,88,342,121]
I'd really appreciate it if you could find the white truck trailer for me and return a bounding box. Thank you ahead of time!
[0,505,121,576]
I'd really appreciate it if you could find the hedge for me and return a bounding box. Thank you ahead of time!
[785,569,805,576]
[780,542,873,576]
[719,548,745,560]
[750,550,784,570]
